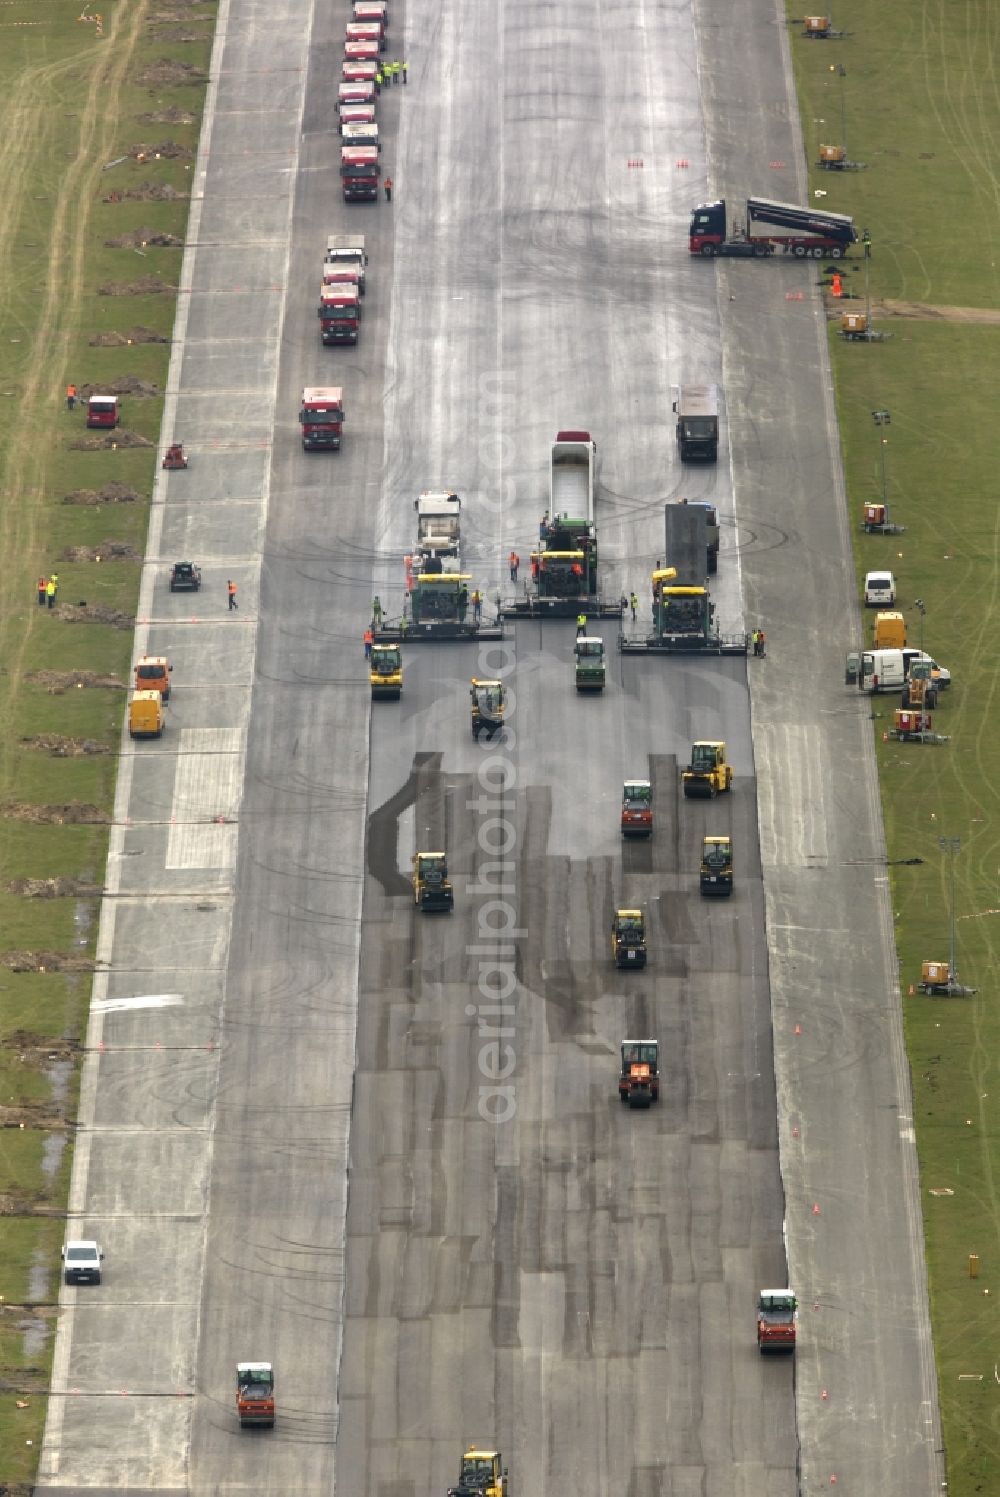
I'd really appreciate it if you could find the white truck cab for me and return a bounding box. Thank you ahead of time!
[864,569,896,607]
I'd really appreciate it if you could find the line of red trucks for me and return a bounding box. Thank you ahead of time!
[299,2,389,446]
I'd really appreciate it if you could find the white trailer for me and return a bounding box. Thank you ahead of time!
[414,491,461,557]
[550,430,595,525]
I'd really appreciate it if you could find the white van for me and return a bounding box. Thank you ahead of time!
[860,649,906,692]
[864,569,896,607]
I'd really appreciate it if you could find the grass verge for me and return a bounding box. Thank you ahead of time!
[790,2,1000,1490]
[0,0,217,1485]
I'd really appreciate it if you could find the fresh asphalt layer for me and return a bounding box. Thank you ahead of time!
[35,0,943,1494]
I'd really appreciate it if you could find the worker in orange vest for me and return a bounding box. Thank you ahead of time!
[227,579,238,610]
[383,176,393,203]
[363,627,374,659]
[37,575,47,606]
[66,383,77,411]
[509,551,519,582]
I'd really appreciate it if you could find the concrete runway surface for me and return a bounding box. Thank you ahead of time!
[34,0,943,1493]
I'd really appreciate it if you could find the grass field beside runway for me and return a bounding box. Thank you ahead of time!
[0,0,215,1484]
[791,5,1000,1489]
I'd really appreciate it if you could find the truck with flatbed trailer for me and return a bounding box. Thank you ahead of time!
[690,196,857,259]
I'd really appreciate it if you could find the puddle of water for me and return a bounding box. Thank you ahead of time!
[45,1056,73,1114]
[24,1249,51,1355]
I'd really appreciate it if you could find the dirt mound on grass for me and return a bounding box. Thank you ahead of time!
[1,951,96,974]
[136,106,196,125]
[25,670,125,692]
[97,274,175,297]
[103,182,187,204]
[55,602,135,629]
[61,540,142,562]
[128,140,195,162]
[7,876,104,898]
[104,228,183,248]
[89,326,169,346]
[68,431,153,451]
[79,376,159,399]
[21,735,113,756]
[875,298,1000,326]
[136,57,207,87]
[62,482,141,505]
[0,802,110,825]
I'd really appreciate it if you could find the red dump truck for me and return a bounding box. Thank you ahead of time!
[338,79,375,109]
[341,145,380,203]
[346,21,384,49]
[318,285,361,345]
[690,196,857,259]
[299,387,344,451]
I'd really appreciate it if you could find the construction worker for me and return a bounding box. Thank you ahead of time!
[400,613,409,637]
[374,67,382,92]
[66,383,77,411]
[384,176,393,202]
[509,551,519,582]
[46,577,56,609]
[629,591,638,622]
[390,59,400,83]
[758,628,767,657]
[576,613,587,637]
[227,579,238,611]
[401,60,408,84]
[372,596,383,627]
[37,575,47,606]
[363,626,373,659]
[458,585,469,621]
[472,589,482,622]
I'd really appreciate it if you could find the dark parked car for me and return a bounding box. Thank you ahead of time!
[170,561,202,592]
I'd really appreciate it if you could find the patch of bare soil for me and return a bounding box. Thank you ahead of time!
[89,326,170,346]
[0,802,110,825]
[103,182,187,204]
[69,431,154,451]
[1,951,96,975]
[20,734,113,756]
[55,602,135,629]
[876,298,1000,326]
[7,876,103,898]
[80,376,160,399]
[105,228,183,248]
[97,274,174,297]
[7,1032,81,1062]
[137,106,196,125]
[148,25,202,41]
[136,57,207,87]
[25,670,125,693]
[62,482,141,506]
[128,140,194,162]
[61,540,142,562]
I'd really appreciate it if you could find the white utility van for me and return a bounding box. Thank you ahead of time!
[864,570,896,607]
[859,649,906,692]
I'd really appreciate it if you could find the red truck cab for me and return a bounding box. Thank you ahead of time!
[299,387,344,451]
[318,285,361,345]
[341,146,380,203]
[86,394,120,428]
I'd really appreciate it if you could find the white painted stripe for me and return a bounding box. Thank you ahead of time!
[755,723,829,870]
[92,994,184,1013]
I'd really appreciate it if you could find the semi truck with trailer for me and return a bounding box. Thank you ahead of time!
[324,233,367,295]
[689,196,857,258]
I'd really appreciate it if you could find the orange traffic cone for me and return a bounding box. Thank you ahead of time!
[831,272,843,298]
